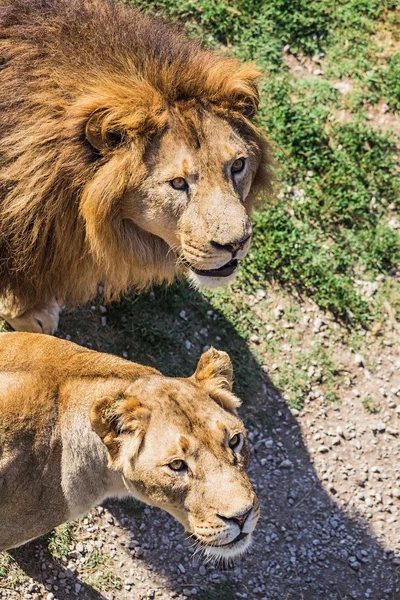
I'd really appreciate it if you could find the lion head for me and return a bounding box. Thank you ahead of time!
[90,348,259,560]
[0,0,272,310]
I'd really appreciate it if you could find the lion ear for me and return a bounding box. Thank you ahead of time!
[85,109,124,154]
[90,395,149,468]
[232,79,260,119]
[193,347,241,412]
[208,62,261,120]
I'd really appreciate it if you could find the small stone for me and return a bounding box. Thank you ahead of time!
[75,542,84,553]
[250,334,260,344]
[184,340,192,350]
[199,565,206,576]
[313,317,323,331]
[387,427,398,436]
[318,445,329,453]
[178,563,186,574]
[356,473,368,487]
[376,422,386,433]
[354,354,364,367]
[274,305,284,318]
[280,459,293,469]
[391,488,400,499]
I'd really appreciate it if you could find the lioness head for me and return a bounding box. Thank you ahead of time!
[91,348,259,560]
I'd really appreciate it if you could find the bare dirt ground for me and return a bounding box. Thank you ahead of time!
[1,290,399,600]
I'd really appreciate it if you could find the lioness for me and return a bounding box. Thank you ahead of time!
[0,333,259,560]
[0,0,272,334]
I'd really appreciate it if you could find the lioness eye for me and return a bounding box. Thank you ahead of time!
[229,433,243,452]
[231,158,246,174]
[168,459,187,472]
[170,177,188,191]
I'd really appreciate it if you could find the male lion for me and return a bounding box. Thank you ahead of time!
[0,0,272,334]
[0,333,259,560]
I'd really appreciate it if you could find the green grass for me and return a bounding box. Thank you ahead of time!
[362,395,381,413]
[0,553,26,590]
[82,550,123,592]
[47,523,76,560]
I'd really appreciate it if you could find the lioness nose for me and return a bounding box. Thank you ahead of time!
[218,506,252,530]
[210,233,251,256]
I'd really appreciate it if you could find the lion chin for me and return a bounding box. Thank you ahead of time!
[187,260,240,290]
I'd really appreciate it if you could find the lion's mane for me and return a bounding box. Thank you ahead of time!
[0,0,271,309]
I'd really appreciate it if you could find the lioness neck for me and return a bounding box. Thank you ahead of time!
[0,333,154,550]
[60,400,128,521]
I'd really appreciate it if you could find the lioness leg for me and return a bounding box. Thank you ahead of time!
[0,297,61,335]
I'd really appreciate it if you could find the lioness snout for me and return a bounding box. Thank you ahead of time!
[229,506,253,529]
[218,505,253,529]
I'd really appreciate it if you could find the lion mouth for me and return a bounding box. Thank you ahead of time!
[190,259,239,278]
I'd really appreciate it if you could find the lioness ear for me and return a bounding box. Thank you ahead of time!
[193,347,241,412]
[90,395,149,468]
[85,109,124,154]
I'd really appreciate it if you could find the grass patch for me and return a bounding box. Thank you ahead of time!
[0,553,26,590]
[82,550,123,592]
[47,523,76,560]
[362,395,381,413]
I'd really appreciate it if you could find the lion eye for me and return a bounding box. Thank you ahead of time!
[168,459,187,472]
[229,433,243,452]
[170,177,188,191]
[231,158,246,174]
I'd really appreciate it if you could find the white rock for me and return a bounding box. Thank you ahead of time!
[354,354,364,367]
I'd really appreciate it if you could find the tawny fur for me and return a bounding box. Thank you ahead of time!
[0,334,259,559]
[0,0,272,313]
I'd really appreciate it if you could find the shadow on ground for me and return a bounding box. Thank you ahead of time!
[3,284,399,600]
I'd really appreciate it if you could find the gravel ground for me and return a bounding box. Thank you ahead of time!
[1,300,399,600]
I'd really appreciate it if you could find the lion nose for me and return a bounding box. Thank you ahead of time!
[218,506,252,530]
[210,233,251,257]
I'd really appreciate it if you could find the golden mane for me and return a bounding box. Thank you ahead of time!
[0,0,271,309]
